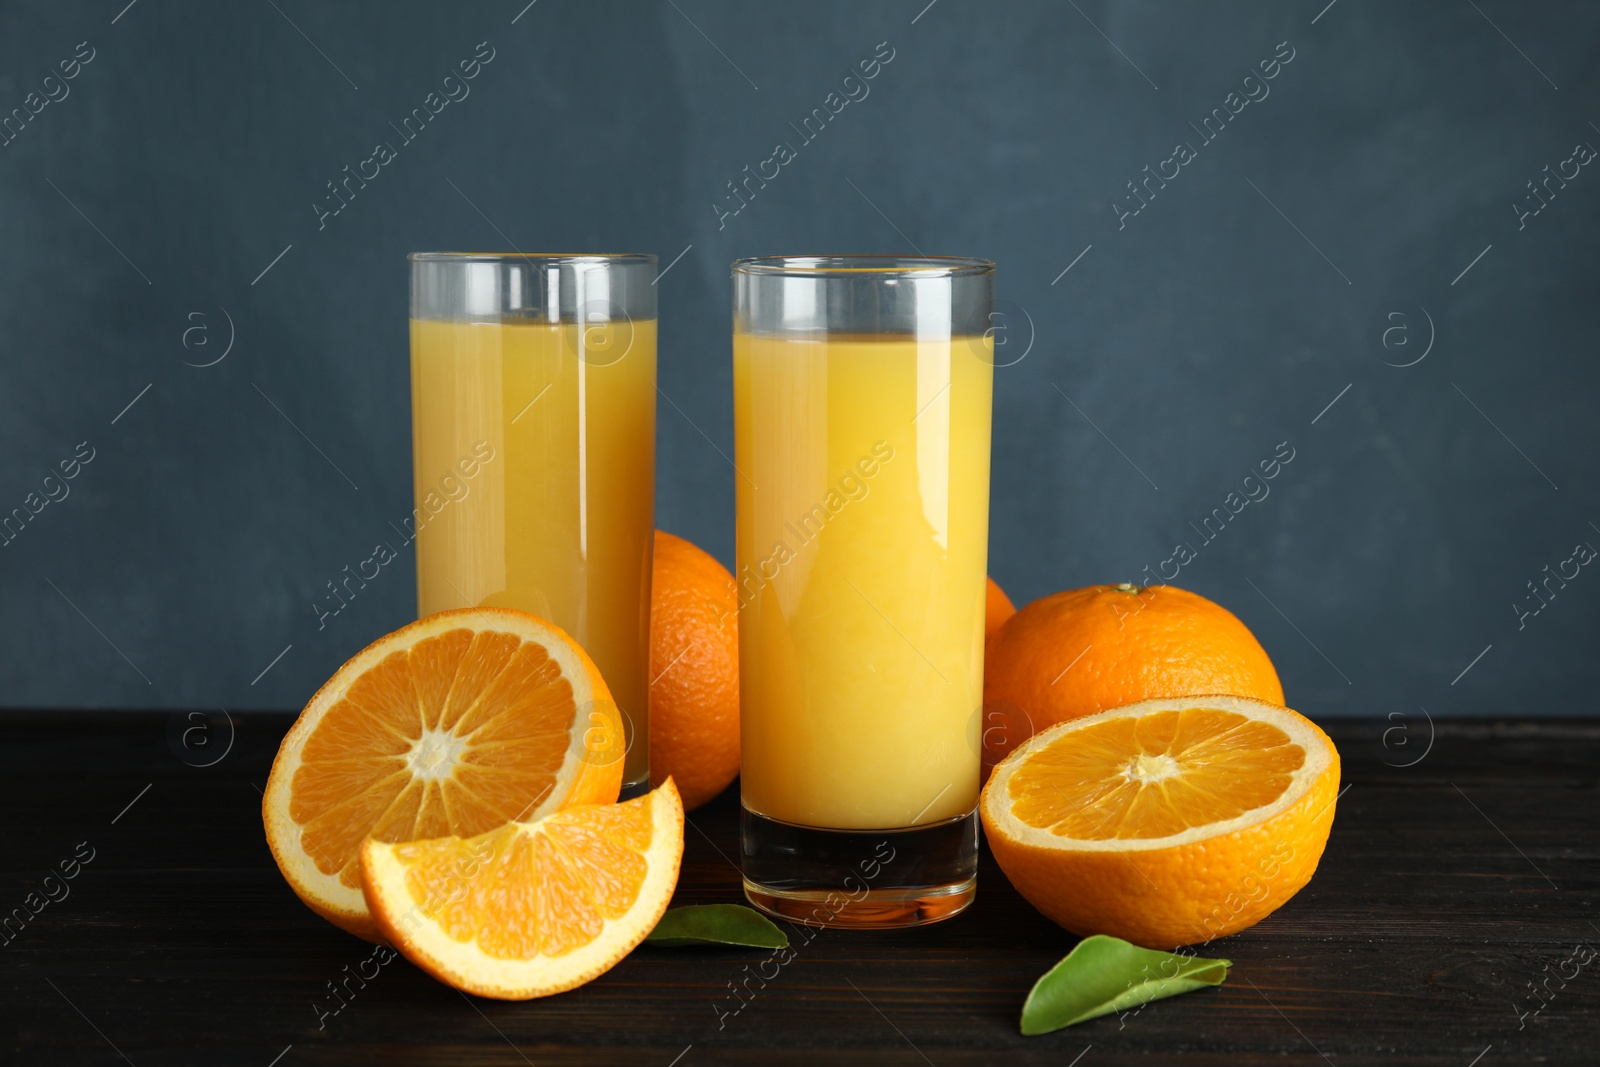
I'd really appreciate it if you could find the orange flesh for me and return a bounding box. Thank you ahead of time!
[394,799,655,959]
[1007,708,1305,840]
[291,628,577,887]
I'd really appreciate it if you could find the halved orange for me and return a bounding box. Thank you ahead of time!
[263,608,624,941]
[981,694,1339,949]
[361,779,683,1000]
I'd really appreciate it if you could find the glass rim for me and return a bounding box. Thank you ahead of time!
[408,252,657,266]
[731,254,994,278]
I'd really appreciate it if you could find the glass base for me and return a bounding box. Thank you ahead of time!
[740,805,977,930]
[618,773,651,801]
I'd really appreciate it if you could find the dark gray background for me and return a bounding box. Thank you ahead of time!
[1,0,1594,719]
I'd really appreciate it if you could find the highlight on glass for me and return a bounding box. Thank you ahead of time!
[732,254,996,928]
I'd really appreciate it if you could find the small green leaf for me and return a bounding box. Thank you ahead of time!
[1020,935,1230,1035]
[644,905,789,949]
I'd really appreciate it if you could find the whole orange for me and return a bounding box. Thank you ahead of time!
[981,584,1283,771]
[648,530,740,811]
[985,576,1016,642]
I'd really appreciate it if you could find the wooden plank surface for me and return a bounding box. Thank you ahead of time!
[2,712,1595,1065]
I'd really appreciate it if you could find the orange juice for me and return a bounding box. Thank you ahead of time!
[734,332,993,830]
[410,318,656,787]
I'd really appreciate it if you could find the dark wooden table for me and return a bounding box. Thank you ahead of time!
[2,712,1595,1065]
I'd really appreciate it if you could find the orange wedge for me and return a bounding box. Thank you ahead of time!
[981,695,1339,949]
[263,608,624,941]
[361,779,683,999]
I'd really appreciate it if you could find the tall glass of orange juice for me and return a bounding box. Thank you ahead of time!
[732,255,994,928]
[409,253,656,796]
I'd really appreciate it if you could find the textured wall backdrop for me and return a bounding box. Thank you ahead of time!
[0,0,1595,720]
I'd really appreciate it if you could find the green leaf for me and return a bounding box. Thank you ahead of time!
[644,905,789,949]
[1020,935,1231,1035]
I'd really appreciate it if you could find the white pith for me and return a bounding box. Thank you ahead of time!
[1124,752,1182,783]
[407,729,468,780]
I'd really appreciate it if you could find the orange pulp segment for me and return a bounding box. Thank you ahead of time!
[362,779,684,1000]
[1007,704,1307,840]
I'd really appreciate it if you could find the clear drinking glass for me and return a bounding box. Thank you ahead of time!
[733,255,995,928]
[409,253,657,796]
